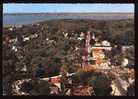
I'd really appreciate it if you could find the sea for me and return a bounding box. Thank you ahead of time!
[3,13,134,26]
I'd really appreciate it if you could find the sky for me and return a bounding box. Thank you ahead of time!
[3,3,134,13]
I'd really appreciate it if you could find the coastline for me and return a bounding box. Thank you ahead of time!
[3,13,134,26]
[3,18,134,28]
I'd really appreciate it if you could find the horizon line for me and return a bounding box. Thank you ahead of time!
[3,12,134,14]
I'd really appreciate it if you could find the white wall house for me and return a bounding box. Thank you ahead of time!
[101,40,111,46]
[121,58,129,67]
[23,37,30,41]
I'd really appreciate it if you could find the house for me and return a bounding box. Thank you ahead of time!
[121,58,129,67]
[12,80,26,95]
[5,36,10,42]
[9,38,18,43]
[94,43,101,46]
[78,37,84,40]
[101,40,111,46]
[11,46,18,52]
[46,38,49,41]
[9,27,13,31]
[75,47,79,51]
[92,46,112,51]
[80,32,85,37]
[129,68,135,79]
[23,37,30,41]
[63,32,68,38]
[83,64,95,72]
[15,25,22,28]
[91,47,112,66]
[65,89,71,96]
[50,85,60,95]
[30,33,38,39]
[92,48,105,59]
[128,78,134,84]
[78,32,85,40]
[49,76,61,90]
[111,77,129,96]
[122,45,134,52]
[21,65,27,72]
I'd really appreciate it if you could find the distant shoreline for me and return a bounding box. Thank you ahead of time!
[3,12,134,15]
[3,13,134,26]
[3,18,134,28]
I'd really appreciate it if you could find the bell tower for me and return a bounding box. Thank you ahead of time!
[82,31,92,67]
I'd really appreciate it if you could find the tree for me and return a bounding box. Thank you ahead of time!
[2,46,18,95]
[16,33,24,46]
[88,73,112,96]
[34,65,46,78]
[109,46,123,66]
[20,79,50,95]
[126,82,135,96]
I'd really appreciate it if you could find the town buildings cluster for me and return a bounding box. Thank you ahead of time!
[3,26,135,96]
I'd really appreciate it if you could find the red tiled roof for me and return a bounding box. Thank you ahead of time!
[130,69,135,79]
[50,77,61,83]
[83,65,95,72]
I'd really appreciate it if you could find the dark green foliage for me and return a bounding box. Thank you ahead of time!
[115,30,134,45]
[35,66,46,78]
[104,46,123,66]
[20,79,50,95]
[2,46,18,95]
[20,81,33,93]
[126,82,135,96]
[88,73,112,96]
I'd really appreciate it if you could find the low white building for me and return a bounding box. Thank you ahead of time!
[101,40,111,46]
[63,32,68,38]
[80,32,85,37]
[46,38,49,41]
[11,46,18,52]
[78,37,84,40]
[94,43,101,46]
[92,47,112,51]
[23,37,30,41]
[9,38,18,43]
[21,65,27,72]
[30,33,38,39]
[111,77,129,96]
[9,27,13,31]
[75,47,79,51]
[122,45,134,52]
[121,58,129,67]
